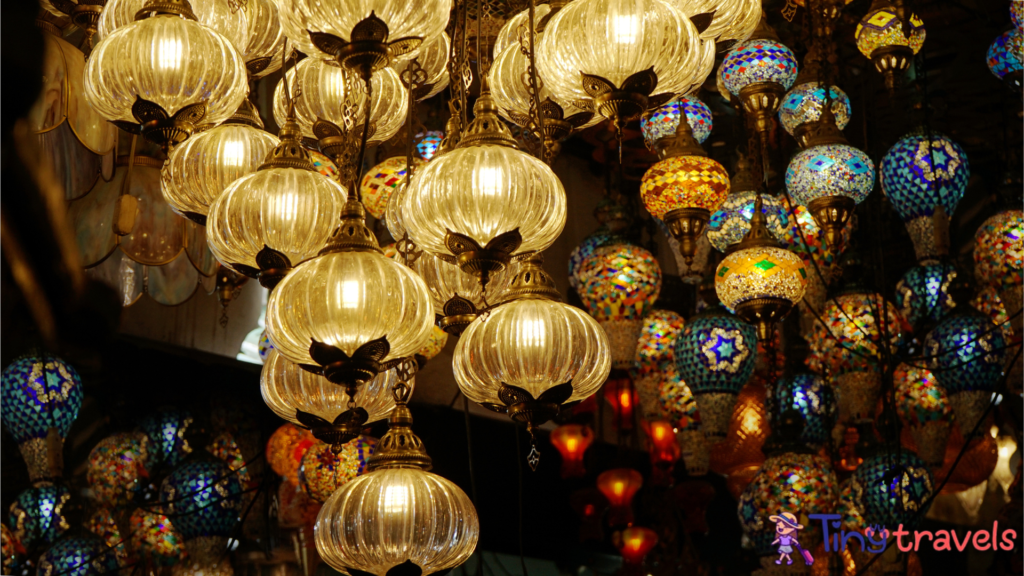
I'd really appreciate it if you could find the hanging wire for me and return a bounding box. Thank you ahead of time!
[513,426,530,576]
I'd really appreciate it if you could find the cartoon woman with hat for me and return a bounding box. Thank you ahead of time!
[769,512,813,566]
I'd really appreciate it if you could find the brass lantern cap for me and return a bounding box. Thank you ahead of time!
[725,194,781,255]
[366,383,433,471]
[318,198,383,255]
[802,103,849,148]
[224,99,265,130]
[134,0,198,21]
[259,118,316,172]
[502,253,562,303]
[457,88,520,149]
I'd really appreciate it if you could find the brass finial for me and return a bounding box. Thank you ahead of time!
[653,110,707,160]
[366,383,433,471]
[502,253,562,303]
[802,101,848,148]
[224,99,265,130]
[727,194,782,254]
[258,117,316,171]
[318,198,382,255]
[135,0,198,21]
[456,89,520,149]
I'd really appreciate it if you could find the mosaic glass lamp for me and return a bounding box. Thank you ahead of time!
[139,408,192,473]
[785,105,875,253]
[641,96,714,147]
[778,47,852,147]
[658,371,707,476]
[973,210,1024,332]
[852,451,934,530]
[37,536,120,576]
[633,310,686,422]
[987,28,1023,92]
[855,0,926,92]
[707,155,789,253]
[894,261,958,334]
[880,131,970,260]
[266,423,315,482]
[1,355,83,483]
[894,364,952,467]
[86,433,150,508]
[129,508,186,567]
[159,459,244,566]
[674,307,757,439]
[415,131,445,161]
[299,437,376,503]
[769,373,837,451]
[577,244,662,369]
[568,228,627,293]
[8,484,71,550]
[715,195,807,340]
[360,157,426,220]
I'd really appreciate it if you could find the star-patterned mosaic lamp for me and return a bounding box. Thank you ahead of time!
[852,451,933,530]
[894,364,952,468]
[1,355,83,483]
[784,104,875,253]
[8,483,71,551]
[894,261,958,334]
[139,408,192,474]
[973,210,1023,333]
[37,536,121,576]
[159,459,244,567]
[641,96,714,147]
[881,131,970,261]
[707,155,789,253]
[769,373,836,451]
[715,195,808,340]
[855,0,926,92]
[674,307,757,439]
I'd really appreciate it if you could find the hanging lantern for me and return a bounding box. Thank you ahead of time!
[895,261,958,335]
[265,197,435,402]
[641,97,714,147]
[206,114,348,289]
[278,0,451,78]
[97,0,247,53]
[159,459,244,566]
[720,20,799,148]
[266,423,316,482]
[1,355,83,483]
[360,157,426,221]
[785,105,875,253]
[596,468,643,527]
[454,256,611,433]
[7,484,71,551]
[780,80,852,148]
[710,379,767,498]
[161,101,280,225]
[880,132,970,261]
[392,32,451,101]
[86,432,151,508]
[633,310,686,422]
[894,364,952,468]
[314,385,479,576]
[238,0,285,78]
[299,437,376,503]
[974,210,1023,334]
[139,408,192,474]
[674,308,758,439]
[604,376,639,430]
[129,508,186,567]
[568,228,627,293]
[987,28,1023,92]
[411,252,520,335]
[646,420,681,485]
[851,451,934,530]
[925,308,1007,434]
[707,156,789,253]
[550,424,595,479]
[86,509,129,568]
[37,536,121,576]
[616,527,658,565]
[855,0,926,93]
[577,244,662,369]
[570,488,609,542]
[658,372,708,476]
[415,131,445,161]
[715,195,808,340]
[770,373,837,451]
[83,0,248,150]
[401,90,566,284]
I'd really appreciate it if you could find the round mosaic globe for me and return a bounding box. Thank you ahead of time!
[299,437,376,503]
[37,536,120,576]
[361,157,426,220]
[778,195,849,278]
[129,508,185,567]
[855,8,926,58]
[675,309,758,396]
[852,452,933,530]
[809,293,905,374]
[85,509,128,567]
[266,423,316,482]
[778,82,851,135]
[257,330,274,362]
[641,96,714,146]
[715,246,808,311]
[1013,1,1023,28]
[8,483,70,550]
[415,131,444,161]
[974,210,1024,293]
[657,370,701,432]
[894,261,958,331]
[785,143,875,207]
[880,132,970,223]
[86,432,150,508]
[139,408,192,473]
[925,312,1006,396]
[987,29,1023,80]
[1,355,83,444]
[640,156,730,219]
[159,459,244,542]
[770,373,837,450]
[708,191,789,253]
[635,310,686,377]
[720,39,799,96]
[309,149,340,181]
[568,228,625,292]
[577,244,662,323]
[737,453,838,555]
[417,325,449,362]
[894,364,952,426]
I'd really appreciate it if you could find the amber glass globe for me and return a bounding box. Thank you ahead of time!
[273,59,407,146]
[161,106,280,224]
[97,0,248,53]
[85,12,248,127]
[261,349,410,426]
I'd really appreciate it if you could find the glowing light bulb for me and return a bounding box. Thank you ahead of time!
[382,484,409,516]
[475,166,504,197]
[612,14,639,44]
[221,140,246,167]
[341,280,361,309]
[156,37,183,70]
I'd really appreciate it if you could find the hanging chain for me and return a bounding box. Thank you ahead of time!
[516,0,547,162]
[447,0,471,136]
[397,58,428,267]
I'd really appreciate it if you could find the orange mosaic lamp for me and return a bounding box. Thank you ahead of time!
[597,468,643,527]
[550,424,594,479]
[266,423,316,483]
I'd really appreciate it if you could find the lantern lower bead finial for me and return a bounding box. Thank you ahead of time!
[806,195,856,253]
[734,297,792,341]
[665,207,711,265]
[870,44,914,95]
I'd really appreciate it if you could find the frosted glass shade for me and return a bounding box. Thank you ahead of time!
[315,467,478,576]
[266,250,435,365]
[454,298,612,405]
[85,14,248,126]
[97,0,248,54]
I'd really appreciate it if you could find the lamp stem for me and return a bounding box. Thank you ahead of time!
[354,76,374,199]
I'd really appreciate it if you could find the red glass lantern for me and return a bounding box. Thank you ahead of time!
[550,425,594,479]
[645,420,680,486]
[597,468,643,526]
[569,488,609,542]
[710,379,768,497]
[616,526,658,565]
[604,375,638,430]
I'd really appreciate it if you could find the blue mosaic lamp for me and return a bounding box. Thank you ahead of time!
[881,131,970,260]
[674,308,757,439]
[986,28,1022,92]
[1,355,83,483]
[160,459,244,565]
[707,154,789,253]
[894,261,958,333]
[641,96,713,147]
[852,451,934,530]
[7,483,71,551]
[139,408,193,474]
[779,82,851,145]
[415,130,444,161]
[785,104,875,252]
[925,307,1007,434]
[769,373,837,451]
[36,536,120,576]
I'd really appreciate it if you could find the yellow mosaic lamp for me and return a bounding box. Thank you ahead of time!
[855,0,926,93]
[715,195,807,340]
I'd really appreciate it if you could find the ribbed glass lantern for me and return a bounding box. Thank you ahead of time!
[240,0,286,78]
[393,33,451,101]
[161,101,280,225]
[880,131,970,261]
[315,385,478,576]
[855,0,925,92]
[412,251,519,335]
[97,0,248,53]
[669,0,760,43]
[453,256,611,431]
[84,0,249,149]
